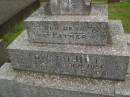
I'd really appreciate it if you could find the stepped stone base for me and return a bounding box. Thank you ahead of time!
[25,4,108,46]
[0,63,130,97]
[8,21,129,80]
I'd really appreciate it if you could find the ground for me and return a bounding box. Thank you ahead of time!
[0,0,130,46]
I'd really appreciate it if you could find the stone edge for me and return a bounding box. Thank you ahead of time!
[0,63,130,97]
[7,20,129,57]
[25,4,108,22]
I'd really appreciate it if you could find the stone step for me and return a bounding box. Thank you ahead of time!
[0,63,130,97]
[7,21,129,80]
[25,4,108,46]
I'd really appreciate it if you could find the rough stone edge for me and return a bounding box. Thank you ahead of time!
[7,20,129,57]
[0,63,130,97]
[126,33,130,45]
[126,33,130,75]
[115,75,130,97]
[25,4,108,22]
[0,63,115,97]
[113,32,130,97]
[91,4,108,18]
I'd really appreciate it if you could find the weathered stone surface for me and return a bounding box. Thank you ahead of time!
[127,63,130,75]
[25,17,109,45]
[25,4,109,46]
[32,4,108,17]
[45,0,91,15]
[115,76,130,97]
[0,40,7,66]
[0,63,116,97]
[0,0,40,35]
[126,34,130,75]
[126,34,130,45]
[0,63,130,97]
[8,21,129,80]
[91,4,108,17]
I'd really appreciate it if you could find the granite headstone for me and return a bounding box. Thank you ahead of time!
[0,0,130,97]
[8,21,129,80]
[7,0,129,80]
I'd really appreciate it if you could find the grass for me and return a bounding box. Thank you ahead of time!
[0,22,24,47]
[0,0,130,46]
[108,1,130,33]
[39,0,130,33]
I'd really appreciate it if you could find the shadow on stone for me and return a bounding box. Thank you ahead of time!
[0,40,7,67]
[0,0,40,36]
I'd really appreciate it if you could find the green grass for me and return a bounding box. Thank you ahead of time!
[93,0,107,3]
[40,0,130,33]
[0,22,24,47]
[108,1,130,33]
[1,0,130,46]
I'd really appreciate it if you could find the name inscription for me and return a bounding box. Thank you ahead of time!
[13,52,105,76]
[31,22,106,31]
[29,22,107,44]
[26,20,109,45]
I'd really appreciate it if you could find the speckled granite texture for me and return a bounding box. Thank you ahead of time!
[7,21,129,80]
[1,1,130,97]
[25,4,109,45]
[0,63,130,97]
[45,0,92,15]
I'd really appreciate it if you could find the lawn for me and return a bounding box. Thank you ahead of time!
[0,22,24,47]
[1,0,130,46]
[108,1,130,33]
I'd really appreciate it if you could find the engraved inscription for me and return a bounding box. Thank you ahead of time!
[11,51,106,76]
[28,21,108,44]
[9,50,128,80]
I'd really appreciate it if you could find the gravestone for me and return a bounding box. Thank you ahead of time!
[0,0,130,97]
[7,0,128,80]
[0,40,7,66]
[0,0,40,36]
